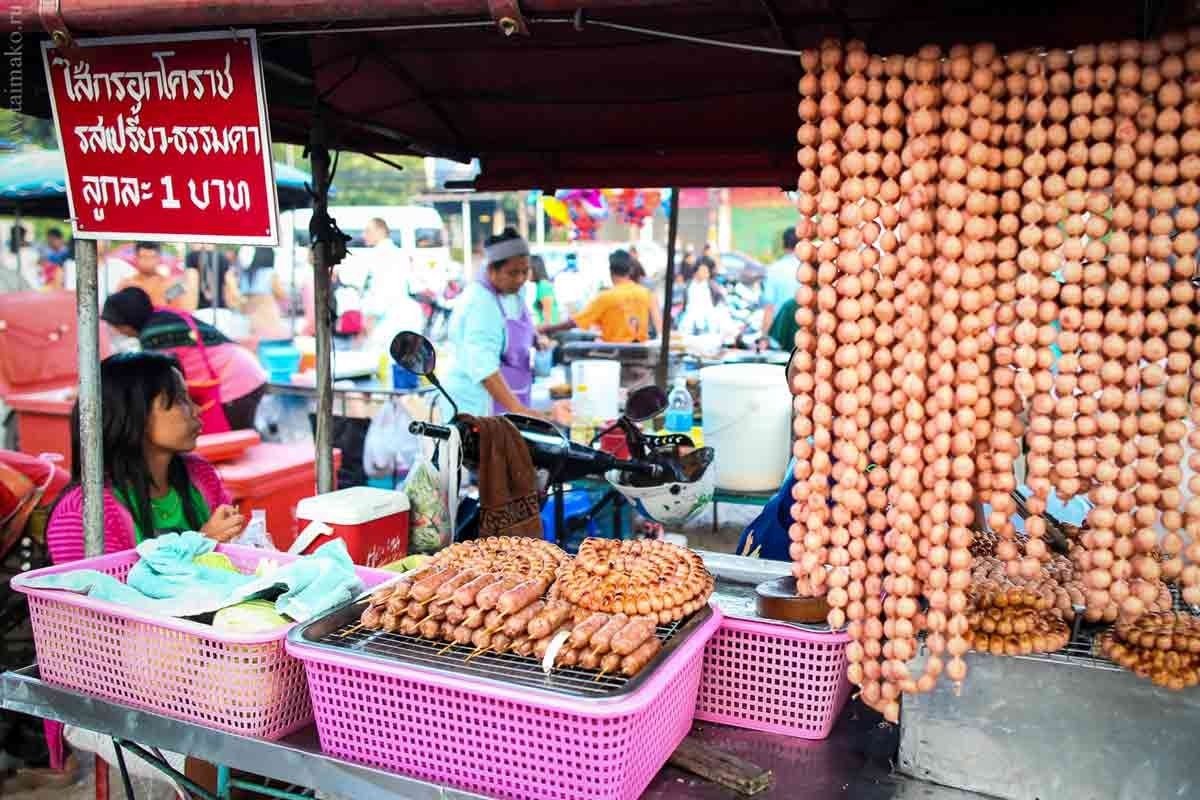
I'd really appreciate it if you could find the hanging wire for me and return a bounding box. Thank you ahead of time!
[258,14,808,57]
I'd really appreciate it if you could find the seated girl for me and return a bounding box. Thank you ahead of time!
[47,351,246,562]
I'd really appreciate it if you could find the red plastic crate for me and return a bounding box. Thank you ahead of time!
[216,442,341,544]
[695,615,851,739]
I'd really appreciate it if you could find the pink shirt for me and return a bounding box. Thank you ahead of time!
[169,340,267,404]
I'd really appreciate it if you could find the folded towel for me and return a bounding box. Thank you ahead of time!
[127,532,254,600]
[232,539,365,622]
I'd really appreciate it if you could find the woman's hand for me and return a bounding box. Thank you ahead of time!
[201,505,246,543]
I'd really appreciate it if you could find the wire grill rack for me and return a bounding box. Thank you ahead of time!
[1010,584,1200,673]
[299,605,710,700]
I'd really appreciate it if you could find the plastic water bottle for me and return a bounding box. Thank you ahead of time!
[664,377,694,434]
[233,509,275,550]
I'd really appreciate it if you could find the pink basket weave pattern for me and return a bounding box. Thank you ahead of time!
[288,607,723,800]
[14,544,390,740]
[695,615,851,740]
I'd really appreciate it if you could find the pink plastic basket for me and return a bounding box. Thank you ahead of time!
[286,607,723,800]
[13,543,391,740]
[695,615,850,740]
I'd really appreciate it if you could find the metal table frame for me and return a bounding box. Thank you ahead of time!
[1,666,485,800]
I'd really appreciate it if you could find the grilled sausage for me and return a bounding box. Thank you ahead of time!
[434,570,478,602]
[489,633,513,654]
[527,601,573,640]
[419,618,441,639]
[452,573,499,607]
[453,624,474,645]
[611,617,658,656]
[588,613,630,655]
[484,609,505,632]
[502,600,546,639]
[360,606,383,628]
[445,603,468,625]
[569,613,611,650]
[463,606,487,629]
[512,636,534,657]
[578,649,602,671]
[471,627,492,649]
[496,580,543,615]
[410,568,457,602]
[476,577,521,611]
[620,638,662,676]
[600,652,622,674]
[556,647,581,668]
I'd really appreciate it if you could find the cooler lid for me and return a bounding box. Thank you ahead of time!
[296,486,409,525]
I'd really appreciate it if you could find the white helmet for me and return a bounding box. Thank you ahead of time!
[606,447,715,527]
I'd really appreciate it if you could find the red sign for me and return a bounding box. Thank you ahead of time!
[41,30,278,245]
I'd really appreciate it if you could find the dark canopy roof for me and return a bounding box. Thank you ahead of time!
[7,0,1193,188]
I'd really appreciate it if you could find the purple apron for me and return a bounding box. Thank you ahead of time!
[483,280,536,414]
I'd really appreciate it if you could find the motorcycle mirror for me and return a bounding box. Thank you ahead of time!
[390,332,437,376]
[624,386,668,422]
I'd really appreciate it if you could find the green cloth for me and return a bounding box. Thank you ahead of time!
[113,485,211,544]
[533,279,560,325]
[768,297,800,352]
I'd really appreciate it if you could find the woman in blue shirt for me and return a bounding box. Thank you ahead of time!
[441,229,544,419]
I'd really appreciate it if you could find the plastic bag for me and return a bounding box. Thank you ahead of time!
[363,399,420,480]
[404,452,451,553]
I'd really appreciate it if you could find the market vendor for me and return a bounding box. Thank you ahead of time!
[538,249,662,344]
[441,228,544,418]
[101,287,268,433]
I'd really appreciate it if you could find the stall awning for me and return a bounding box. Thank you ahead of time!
[6,0,1179,189]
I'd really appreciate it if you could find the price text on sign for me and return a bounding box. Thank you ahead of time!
[41,30,279,245]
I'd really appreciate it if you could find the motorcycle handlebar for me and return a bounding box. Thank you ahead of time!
[409,421,452,440]
[409,420,666,481]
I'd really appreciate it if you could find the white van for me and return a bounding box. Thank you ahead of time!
[287,205,454,292]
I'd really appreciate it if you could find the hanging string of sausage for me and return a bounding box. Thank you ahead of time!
[792,29,1200,720]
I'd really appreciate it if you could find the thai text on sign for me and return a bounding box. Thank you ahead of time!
[41,30,279,245]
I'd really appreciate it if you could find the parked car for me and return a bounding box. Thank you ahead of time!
[718,251,766,285]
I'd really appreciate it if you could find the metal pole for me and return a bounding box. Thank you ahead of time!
[656,188,680,388]
[76,238,104,557]
[311,126,335,493]
[461,197,472,280]
[535,194,545,245]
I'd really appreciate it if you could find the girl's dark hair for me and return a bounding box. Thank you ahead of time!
[63,352,204,539]
[485,227,524,270]
[529,254,550,283]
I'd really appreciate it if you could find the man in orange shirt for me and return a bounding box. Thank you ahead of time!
[538,250,661,343]
[117,242,192,310]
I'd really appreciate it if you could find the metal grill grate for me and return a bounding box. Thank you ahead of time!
[1011,586,1200,673]
[300,605,709,700]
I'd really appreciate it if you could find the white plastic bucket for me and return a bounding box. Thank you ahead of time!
[701,363,791,491]
[570,360,620,422]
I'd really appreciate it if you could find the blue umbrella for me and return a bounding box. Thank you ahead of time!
[0,149,322,217]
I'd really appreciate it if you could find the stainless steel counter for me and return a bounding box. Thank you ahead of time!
[4,666,984,800]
